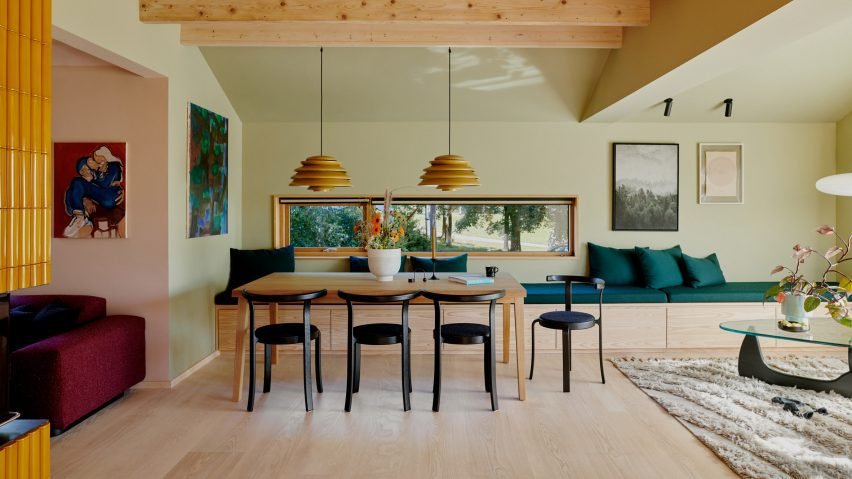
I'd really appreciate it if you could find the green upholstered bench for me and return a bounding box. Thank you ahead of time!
[521,283,668,304]
[662,282,779,303]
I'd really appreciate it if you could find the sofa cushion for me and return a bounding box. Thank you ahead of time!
[522,283,667,304]
[410,254,468,273]
[10,301,80,351]
[635,246,684,289]
[217,246,296,305]
[10,295,105,325]
[663,282,779,303]
[682,253,726,287]
[588,243,641,286]
[349,255,407,273]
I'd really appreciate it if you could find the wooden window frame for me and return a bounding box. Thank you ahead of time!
[273,194,578,259]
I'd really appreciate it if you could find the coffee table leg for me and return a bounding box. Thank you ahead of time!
[738,335,851,398]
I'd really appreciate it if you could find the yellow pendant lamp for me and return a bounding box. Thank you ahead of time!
[290,48,352,192]
[419,48,479,192]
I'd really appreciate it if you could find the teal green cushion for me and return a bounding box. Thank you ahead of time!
[635,246,684,289]
[682,253,726,287]
[588,243,641,286]
[410,254,467,273]
[664,282,779,303]
[349,255,407,273]
[522,283,667,304]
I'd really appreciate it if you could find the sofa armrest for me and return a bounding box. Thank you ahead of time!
[11,315,146,431]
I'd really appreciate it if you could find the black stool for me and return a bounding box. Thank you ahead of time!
[423,290,506,412]
[529,275,605,392]
[338,290,421,412]
[242,289,327,412]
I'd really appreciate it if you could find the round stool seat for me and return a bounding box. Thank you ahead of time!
[440,323,490,345]
[538,311,596,331]
[255,323,320,344]
[354,323,411,345]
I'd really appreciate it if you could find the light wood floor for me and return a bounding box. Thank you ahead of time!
[51,351,741,479]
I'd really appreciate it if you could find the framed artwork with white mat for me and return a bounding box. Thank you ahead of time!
[699,143,743,204]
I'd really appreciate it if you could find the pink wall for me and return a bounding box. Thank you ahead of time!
[23,65,171,382]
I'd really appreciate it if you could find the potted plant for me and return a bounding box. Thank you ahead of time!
[765,225,852,331]
[355,192,408,282]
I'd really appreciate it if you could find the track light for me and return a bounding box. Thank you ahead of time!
[724,98,733,118]
[663,98,673,117]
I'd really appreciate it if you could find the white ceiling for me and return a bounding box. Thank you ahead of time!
[201,47,609,122]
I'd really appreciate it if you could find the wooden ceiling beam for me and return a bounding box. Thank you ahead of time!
[141,0,650,26]
[180,22,622,48]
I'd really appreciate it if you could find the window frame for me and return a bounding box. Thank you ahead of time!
[273,194,577,258]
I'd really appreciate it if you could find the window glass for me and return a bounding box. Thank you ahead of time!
[288,205,362,248]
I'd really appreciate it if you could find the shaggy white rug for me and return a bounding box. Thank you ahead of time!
[611,357,852,479]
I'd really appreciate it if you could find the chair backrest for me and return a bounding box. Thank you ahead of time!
[545,275,605,314]
[337,290,422,304]
[421,290,506,303]
[241,289,328,304]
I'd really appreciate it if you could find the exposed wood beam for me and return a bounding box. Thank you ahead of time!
[141,0,650,26]
[180,22,622,47]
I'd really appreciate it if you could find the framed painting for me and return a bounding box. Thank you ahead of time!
[699,143,743,204]
[612,143,679,231]
[187,103,229,238]
[53,142,127,239]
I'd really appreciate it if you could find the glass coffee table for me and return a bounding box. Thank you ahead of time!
[720,318,851,397]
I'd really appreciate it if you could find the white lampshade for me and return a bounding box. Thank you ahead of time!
[816,173,852,196]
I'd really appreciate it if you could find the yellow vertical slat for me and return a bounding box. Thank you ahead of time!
[0,148,7,208]
[18,0,30,38]
[7,442,18,478]
[7,0,20,32]
[0,25,6,88]
[30,0,42,43]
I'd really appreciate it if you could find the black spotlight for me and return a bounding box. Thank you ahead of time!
[663,98,673,117]
[724,98,733,118]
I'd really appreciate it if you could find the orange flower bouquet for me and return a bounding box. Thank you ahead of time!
[354,191,408,250]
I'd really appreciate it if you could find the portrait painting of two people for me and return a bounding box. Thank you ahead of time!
[53,143,126,239]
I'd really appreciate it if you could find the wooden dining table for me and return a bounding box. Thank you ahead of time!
[230,272,528,402]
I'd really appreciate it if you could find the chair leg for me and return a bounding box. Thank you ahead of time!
[402,335,411,412]
[598,323,606,385]
[432,332,442,412]
[408,338,413,394]
[489,336,498,411]
[529,319,539,380]
[303,336,313,412]
[315,333,324,393]
[345,338,354,412]
[353,342,361,394]
[562,330,571,393]
[484,340,491,393]
[263,344,272,393]
[248,334,257,412]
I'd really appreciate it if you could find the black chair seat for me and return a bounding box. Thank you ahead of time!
[255,323,320,344]
[538,311,596,330]
[440,323,490,344]
[353,323,411,345]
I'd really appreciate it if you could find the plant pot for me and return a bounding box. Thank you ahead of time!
[367,248,401,282]
[779,294,810,331]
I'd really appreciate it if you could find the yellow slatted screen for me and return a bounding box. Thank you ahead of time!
[0,0,51,293]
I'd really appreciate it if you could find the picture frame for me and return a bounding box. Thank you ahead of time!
[612,143,679,231]
[699,143,743,204]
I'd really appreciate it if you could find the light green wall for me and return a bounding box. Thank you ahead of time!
[244,121,835,283]
[54,0,243,380]
[837,112,852,257]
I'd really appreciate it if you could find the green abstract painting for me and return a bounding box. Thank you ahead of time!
[187,103,228,238]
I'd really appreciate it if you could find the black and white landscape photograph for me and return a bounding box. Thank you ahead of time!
[612,143,679,231]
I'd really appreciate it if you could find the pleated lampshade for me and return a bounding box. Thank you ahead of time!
[418,154,480,191]
[289,155,352,192]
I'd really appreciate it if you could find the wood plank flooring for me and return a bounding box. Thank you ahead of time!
[51,352,741,478]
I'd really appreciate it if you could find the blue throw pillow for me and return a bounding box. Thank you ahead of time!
[682,253,726,287]
[410,254,468,273]
[349,255,407,273]
[11,301,79,350]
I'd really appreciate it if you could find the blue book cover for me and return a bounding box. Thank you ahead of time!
[448,275,495,285]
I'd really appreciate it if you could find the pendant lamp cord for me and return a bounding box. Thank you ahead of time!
[448,47,452,155]
[320,47,324,156]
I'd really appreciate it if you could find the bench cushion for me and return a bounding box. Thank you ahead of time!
[522,283,667,304]
[410,254,467,273]
[663,282,778,303]
[216,245,296,305]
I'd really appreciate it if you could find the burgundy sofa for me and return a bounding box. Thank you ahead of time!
[10,295,145,434]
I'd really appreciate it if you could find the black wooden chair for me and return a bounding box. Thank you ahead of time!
[242,289,327,412]
[338,290,421,412]
[529,276,605,392]
[422,290,506,412]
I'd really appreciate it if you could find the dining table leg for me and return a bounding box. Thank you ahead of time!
[514,299,526,401]
[502,303,511,364]
[232,296,249,402]
[269,302,279,365]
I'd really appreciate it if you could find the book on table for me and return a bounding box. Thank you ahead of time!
[448,275,495,285]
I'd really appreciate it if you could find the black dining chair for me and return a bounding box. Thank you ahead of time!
[338,290,422,412]
[242,289,327,412]
[422,290,506,412]
[529,275,605,392]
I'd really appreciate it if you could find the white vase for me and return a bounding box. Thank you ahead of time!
[781,293,810,322]
[367,248,401,282]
